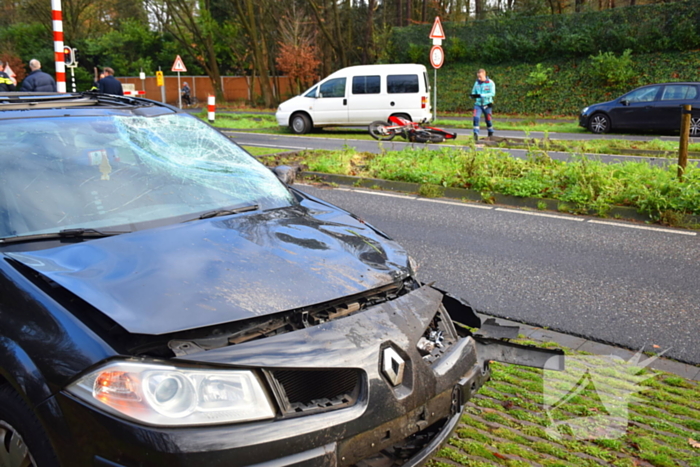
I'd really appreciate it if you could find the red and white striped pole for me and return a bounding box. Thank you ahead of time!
[208,94,216,123]
[51,0,66,93]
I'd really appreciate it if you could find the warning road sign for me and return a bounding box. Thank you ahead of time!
[171,55,187,72]
[429,17,445,39]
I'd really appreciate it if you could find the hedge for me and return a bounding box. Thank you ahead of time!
[431,51,700,116]
[388,0,700,64]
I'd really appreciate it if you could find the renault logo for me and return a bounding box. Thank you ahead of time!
[382,347,405,386]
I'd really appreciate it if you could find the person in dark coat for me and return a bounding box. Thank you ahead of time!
[0,60,16,92]
[98,67,123,95]
[20,59,56,92]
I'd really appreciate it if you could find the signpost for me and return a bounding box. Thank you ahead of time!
[171,55,187,108]
[429,17,445,120]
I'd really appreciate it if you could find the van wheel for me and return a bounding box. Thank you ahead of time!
[0,385,59,467]
[392,113,412,122]
[690,117,700,136]
[290,114,311,134]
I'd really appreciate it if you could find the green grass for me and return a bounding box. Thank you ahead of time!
[428,337,700,467]
[268,146,700,227]
[240,145,289,156]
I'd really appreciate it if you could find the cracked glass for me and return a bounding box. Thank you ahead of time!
[0,114,294,237]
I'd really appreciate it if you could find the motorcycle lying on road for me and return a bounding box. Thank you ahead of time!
[368,115,458,143]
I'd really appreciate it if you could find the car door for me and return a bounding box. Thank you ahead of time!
[609,85,661,130]
[310,77,348,125]
[654,84,699,132]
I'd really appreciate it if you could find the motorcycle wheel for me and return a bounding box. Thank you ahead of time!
[413,131,444,143]
[368,121,396,141]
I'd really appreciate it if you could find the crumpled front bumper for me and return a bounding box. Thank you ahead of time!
[48,284,563,467]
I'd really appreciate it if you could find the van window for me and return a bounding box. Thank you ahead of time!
[387,75,419,94]
[352,76,380,94]
[319,78,346,98]
[304,86,318,98]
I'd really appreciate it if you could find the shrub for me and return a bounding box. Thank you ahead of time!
[586,49,636,88]
[525,63,554,97]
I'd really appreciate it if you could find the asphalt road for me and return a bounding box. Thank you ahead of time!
[295,184,700,365]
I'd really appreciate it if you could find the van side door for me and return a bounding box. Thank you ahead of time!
[348,75,384,124]
[311,78,348,125]
[387,74,421,122]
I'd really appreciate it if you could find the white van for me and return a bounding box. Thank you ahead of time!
[276,64,432,134]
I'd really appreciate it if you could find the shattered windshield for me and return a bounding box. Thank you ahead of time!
[0,113,294,238]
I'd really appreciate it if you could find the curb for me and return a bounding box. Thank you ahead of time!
[479,314,700,380]
[301,171,700,225]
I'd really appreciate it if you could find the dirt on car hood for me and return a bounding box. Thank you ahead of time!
[8,204,410,335]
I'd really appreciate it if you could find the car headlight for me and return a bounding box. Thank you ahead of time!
[581,107,589,115]
[66,361,275,426]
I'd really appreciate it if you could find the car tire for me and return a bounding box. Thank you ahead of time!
[690,117,700,137]
[368,121,396,141]
[588,113,610,134]
[290,113,311,134]
[0,385,59,467]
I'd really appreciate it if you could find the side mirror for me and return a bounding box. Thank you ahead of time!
[620,99,629,106]
[272,165,299,185]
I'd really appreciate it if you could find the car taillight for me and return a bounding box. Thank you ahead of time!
[421,96,427,109]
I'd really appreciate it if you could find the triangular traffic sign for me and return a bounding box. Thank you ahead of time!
[171,55,187,72]
[429,16,446,39]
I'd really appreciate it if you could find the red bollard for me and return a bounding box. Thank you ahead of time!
[208,95,215,123]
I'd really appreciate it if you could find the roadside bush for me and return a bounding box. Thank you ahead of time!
[525,64,554,97]
[586,49,636,88]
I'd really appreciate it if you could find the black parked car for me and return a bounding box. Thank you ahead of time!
[0,93,562,467]
[579,82,700,135]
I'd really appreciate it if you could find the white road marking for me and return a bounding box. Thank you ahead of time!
[240,143,307,150]
[589,220,697,236]
[495,207,585,221]
[300,184,698,235]
[418,198,493,209]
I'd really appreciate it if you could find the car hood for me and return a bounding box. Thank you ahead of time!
[7,203,410,335]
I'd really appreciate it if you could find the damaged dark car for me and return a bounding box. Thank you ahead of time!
[0,93,563,467]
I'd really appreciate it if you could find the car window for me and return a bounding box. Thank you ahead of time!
[304,86,318,98]
[660,85,697,101]
[624,86,660,103]
[0,114,294,238]
[319,78,346,98]
[352,76,380,94]
[387,74,419,94]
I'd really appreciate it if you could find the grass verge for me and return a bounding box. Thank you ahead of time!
[264,147,700,227]
[428,336,700,467]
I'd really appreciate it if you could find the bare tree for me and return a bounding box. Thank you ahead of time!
[147,0,224,98]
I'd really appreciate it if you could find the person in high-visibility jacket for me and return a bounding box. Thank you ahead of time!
[470,69,496,141]
[0,60,16,92]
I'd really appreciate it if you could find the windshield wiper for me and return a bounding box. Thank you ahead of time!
[189,204,259,221]
[0,228,129,245]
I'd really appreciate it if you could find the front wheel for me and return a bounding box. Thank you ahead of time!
[0,385,59,467]
[588,113,610,134]
[290,113,312,134]
[690,117,700,136]
[368,121,396,141]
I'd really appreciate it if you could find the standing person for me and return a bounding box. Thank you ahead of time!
[90,67,105,91]
[20,59,56,92]
[181,81,191,106]
[470,68,496,142]
[0,60,16,92]
[98,67,123,95]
